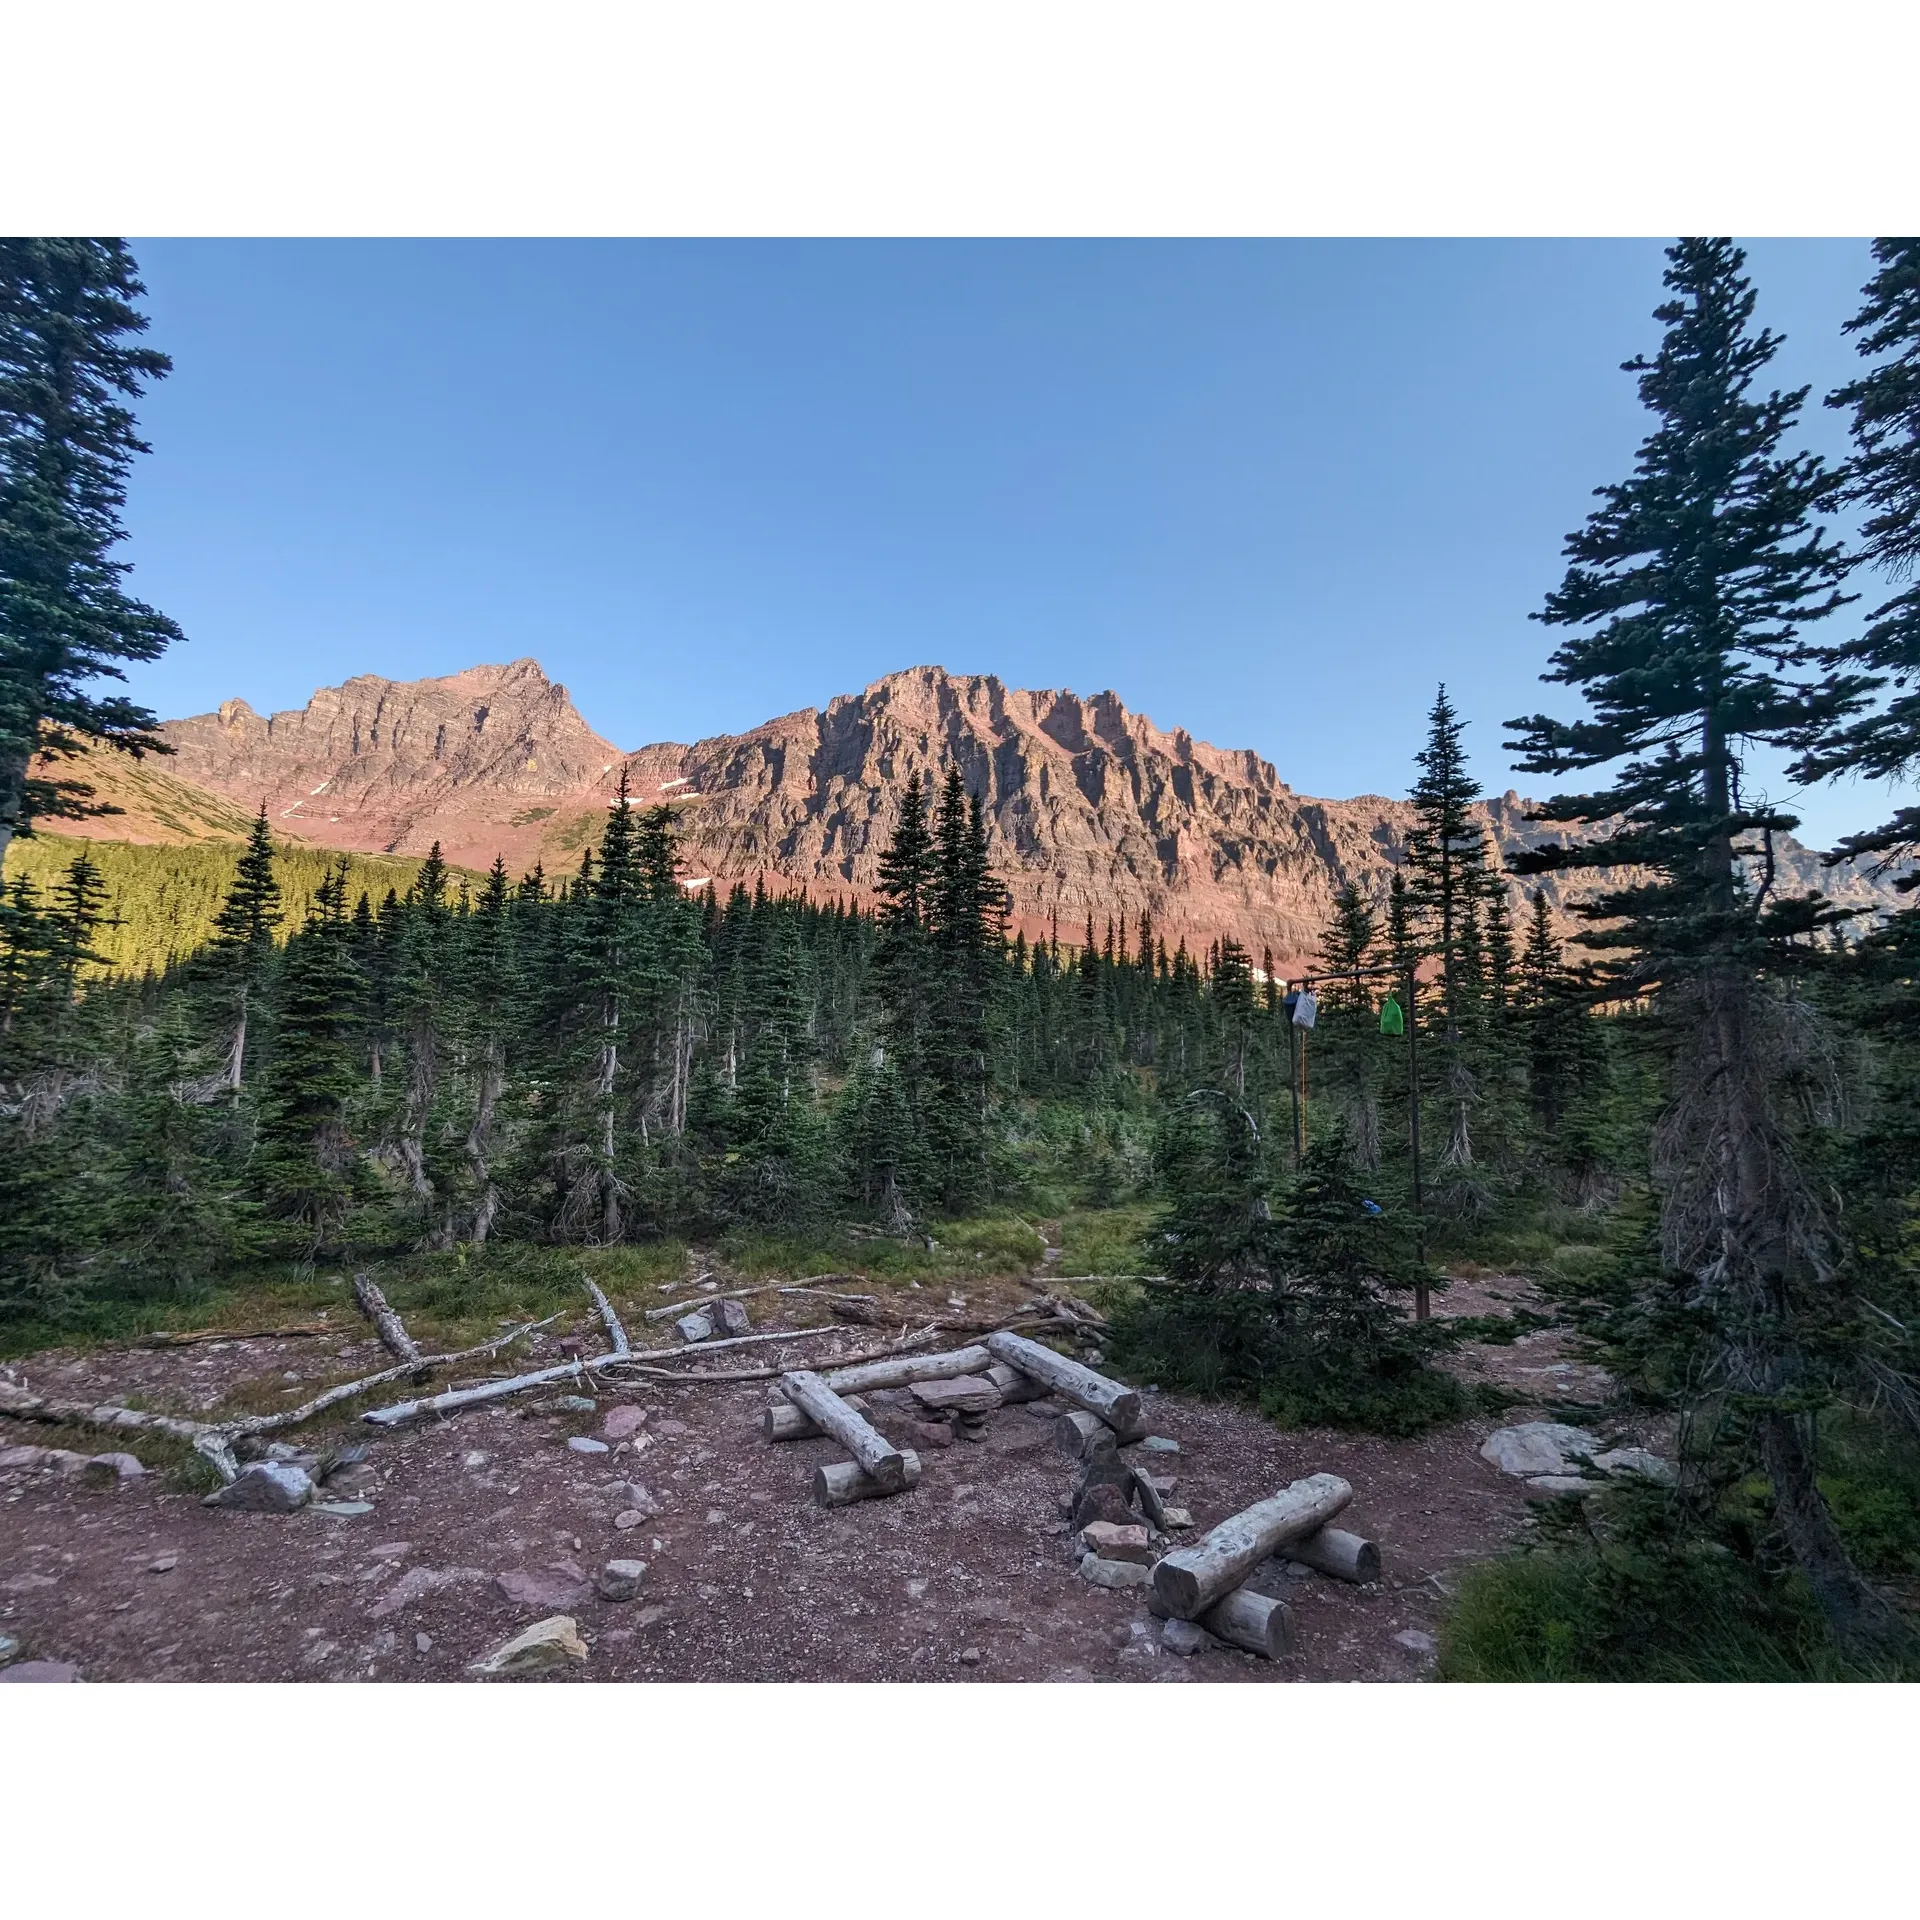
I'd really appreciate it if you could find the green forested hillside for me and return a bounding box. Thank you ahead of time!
[3,834,448,976]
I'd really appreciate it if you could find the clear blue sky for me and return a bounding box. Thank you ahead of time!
[116,238,1899,850]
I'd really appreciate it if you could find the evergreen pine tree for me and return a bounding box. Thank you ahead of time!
[0,240,181,861]
[1506,237,1893,1653]
[201,803,282,1089]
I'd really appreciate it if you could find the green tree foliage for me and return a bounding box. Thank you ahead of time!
[0,239,180,863]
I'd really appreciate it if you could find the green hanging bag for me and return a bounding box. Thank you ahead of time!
[1379,995,1405,1035]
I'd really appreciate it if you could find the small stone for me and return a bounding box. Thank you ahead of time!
[603,1480,660,1517]
[554,1394,597,1415]
[44,1449,87,1475]
[1162,1508,1194,1528]
[415,1632,433,1653]
[907,1578,928,1600]
[323,1463,378,1496]
[0,1660,81,1683]
[567,1436,610,1455]
[911,1420,955,1449]
[958,1646,983,1666]
[319,1442,370,1482]
[0,1633,18,1663]
[311,1500,375,1517]
[0,1445,49,1470]
[614,1509,648,1531]
[203,1461,313,1513]
[1072,1482,1137,1530]
[1079,1553,1153,1591]
[1161,1618,1210,1656]
[911,1376,1000,1416]
[265,1442,301,1461]
[495,1563,591,1609]
[82,1452,146,1483]
[468,1614,588,1677]
[710,1298,751,1337]
[148,1553,179,1573]
[654,1418,688,1437]
[676,1311,713,1344]
[602,1405,649,1441]
[1393,1629,1436,1655]
[1139,1436,1180,1454]
[463,1450,490,1468]
[1080,1520,1154,1565]
[597,1558,647,1601]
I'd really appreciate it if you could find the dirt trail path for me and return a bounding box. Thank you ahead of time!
[0,1272,1652,1683]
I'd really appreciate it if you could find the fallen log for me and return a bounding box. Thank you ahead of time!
[1054,1409,1119,1459]
[813,1450,923,1508]
[820,1344,992,1395]
[779,1370,907,1490]
[762,1393,869,1442]
[0,1381,240,1482]
[985,1330,1142,1435]
[137,1324,333,1348]
[984,1360,1049,1406]
[1200,1587,1294,1660]
[583,1276,632,1357]
[1281,1526,1380,1585]
[1151,1475,1353,1620]
[643,1282,778,1322]
[354,1273,425,1370]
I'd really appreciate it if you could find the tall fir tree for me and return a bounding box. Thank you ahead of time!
[201,803,282,1090]
[0,240,181,862]
[1506,237,1895,1653]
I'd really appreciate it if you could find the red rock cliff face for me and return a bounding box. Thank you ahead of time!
[156,659,1902,969]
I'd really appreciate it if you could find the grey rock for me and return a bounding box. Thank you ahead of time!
[1161,1618,1211,1656]
[495,1562,591,1609]
[1393,1629,1436,1655]
[1524,1474,1605,1499]
[1139,1436,1180,1454]
[0,1633,18,1663]
[264,1442,301,1462]
[462,1450,490,1469]
[311,1499,375,1516]
[469,1615,588,1677]
[1079,1553,1154,1591]
[1072,1481,1137,1531]
[602,1480,659,1517]
[324,1463,379,1496]
[0,1660,81,1682]
[676,1311,714,1344]
[203,1461,313,1513]
[1593,1446,1677,1485]
[0,1445,49,1470]
[553,1395,598,1415]
[567,1436,610,1455]
[1479,1423,1602,1478]
[710,1298,751,1337]
[958,1646,983,1667]
[319,1442,371,1481]
[44,1449,87,1475]
[82,1452,146,1483]
[147,1553,179,1573]
[1162,1507,1194,1528]
[415,1632,433,1653]
[597,1558,648,1601]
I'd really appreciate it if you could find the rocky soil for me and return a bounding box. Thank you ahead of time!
[0,1273,1661,1684]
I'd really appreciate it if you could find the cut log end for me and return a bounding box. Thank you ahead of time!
[813,1451,923,1508]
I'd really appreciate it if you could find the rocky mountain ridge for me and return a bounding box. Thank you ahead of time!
[41,658,1907,968]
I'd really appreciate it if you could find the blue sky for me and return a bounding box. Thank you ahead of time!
[116,238,1899,849]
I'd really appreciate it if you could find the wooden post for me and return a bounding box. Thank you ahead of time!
[985,1330,1142,1436]
[1281,1526,1380,1584]
[813,1451,922,1508]
[1200,1587,1294,1660]
[1151,1474,1353,1619]
[779,1371,908,1490]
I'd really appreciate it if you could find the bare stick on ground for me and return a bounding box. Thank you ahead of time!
[986,1330,1143,1435]
[583,1276,632,1357]
[1152,1475,1354,1620]
[778,1370,908,1490]
[353,1274,426,1373]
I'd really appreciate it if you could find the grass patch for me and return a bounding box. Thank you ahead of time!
[719,1213,1042,1287]
[1055,1204,1155,1280]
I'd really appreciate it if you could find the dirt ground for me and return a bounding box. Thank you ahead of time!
[0,1272,1655,1683]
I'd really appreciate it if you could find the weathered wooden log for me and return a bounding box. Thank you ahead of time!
[984,1361,1048,1406]
[1151,1474,1353,1619]
[820,1344,991,1395]
[762,1394,869,1442]
[1281,1526,1380,1585]
[643,1282,777,1322]
[1054,1409,1119,1459]
[353,1273,424,1369]
[779,1370,907,1490]
[583,1276,632,1356]
[812,1450,923,1508]
[0,1381,240,1482]
[137,1324,332,1347]
[985,1330,1142,1435]
[1200,1587,1294,1660]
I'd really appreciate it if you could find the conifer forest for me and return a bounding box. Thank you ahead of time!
[6,234,1920,1685]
